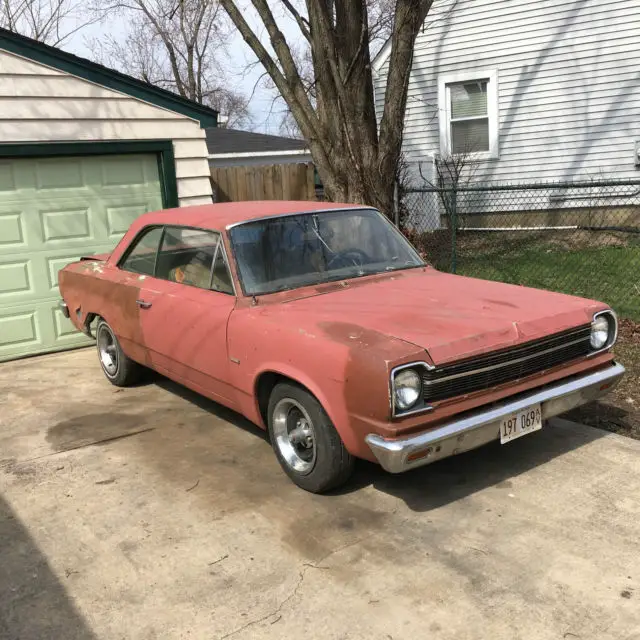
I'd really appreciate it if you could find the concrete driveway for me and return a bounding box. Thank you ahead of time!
[1,348,639,640]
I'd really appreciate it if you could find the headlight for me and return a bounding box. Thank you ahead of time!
[394,369,422,411]
[590,315,609,349]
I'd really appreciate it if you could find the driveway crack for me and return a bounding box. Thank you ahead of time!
[217,535,372,639]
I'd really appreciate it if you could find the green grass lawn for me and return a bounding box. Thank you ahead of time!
[455,244,640,321]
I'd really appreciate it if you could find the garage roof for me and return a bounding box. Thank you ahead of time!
[205,128,308,156]
[0,27,218,128]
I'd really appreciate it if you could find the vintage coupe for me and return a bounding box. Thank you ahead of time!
[59,202,624,493]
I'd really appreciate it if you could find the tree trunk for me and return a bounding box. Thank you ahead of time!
[220,0,434,218]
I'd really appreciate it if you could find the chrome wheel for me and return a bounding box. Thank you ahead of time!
[272,398,317,474]
[97,324,119,378]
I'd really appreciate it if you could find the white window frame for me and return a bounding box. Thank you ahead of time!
[438,69,499,160]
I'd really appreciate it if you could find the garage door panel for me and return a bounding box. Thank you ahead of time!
[0,299,92,361]
[0,260,32,296]
[35,158,85,190]
[106,202,154,238]
[0,210,26,247]
[1,245,116,302]
[41,244,117,295]
[51,304,86,342]
[101,155,147,186]
[2,249,63,300]
[47,254,83,293]
[40,207,92,243]
[0,309,38,350]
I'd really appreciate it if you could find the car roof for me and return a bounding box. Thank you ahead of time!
[136,201,370,231]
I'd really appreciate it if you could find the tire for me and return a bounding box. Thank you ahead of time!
[267,382,354,493]
[95,319,141,387]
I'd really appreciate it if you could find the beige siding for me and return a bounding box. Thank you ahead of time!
[373,0,640,183]
[0,49,212,205]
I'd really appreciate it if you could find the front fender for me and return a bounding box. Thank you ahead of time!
[252,362,348,433]
[226,309,415,459]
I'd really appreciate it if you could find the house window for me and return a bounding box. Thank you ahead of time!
[438,70,499,159]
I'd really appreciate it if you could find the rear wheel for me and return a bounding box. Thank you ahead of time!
[96,319,141,387]
[268,383,354,493]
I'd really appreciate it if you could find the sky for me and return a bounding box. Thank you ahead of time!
[67,3,303,135]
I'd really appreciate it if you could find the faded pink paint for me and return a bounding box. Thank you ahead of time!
[59,202,615,464]
[248,268,605,365]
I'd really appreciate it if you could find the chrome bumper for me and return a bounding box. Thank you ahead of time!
[58,300,70,318]
[366,363,625,473]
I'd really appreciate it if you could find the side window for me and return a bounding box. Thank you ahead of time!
[155,226,233,294]
[120,227,164,275]
[211,244,234,294]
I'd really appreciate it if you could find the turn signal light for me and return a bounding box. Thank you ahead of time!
[407,447,433,462]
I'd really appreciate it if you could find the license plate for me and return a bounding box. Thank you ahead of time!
[500,403,542,444]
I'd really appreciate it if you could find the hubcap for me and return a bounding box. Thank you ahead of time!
[272,398,317,474]
[97,325,118,377]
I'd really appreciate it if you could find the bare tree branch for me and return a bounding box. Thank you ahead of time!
[0,0,103,46]
[217,0,437,214]
[219,0,320,141]
[92,0,252,128]
[280,0,311,41]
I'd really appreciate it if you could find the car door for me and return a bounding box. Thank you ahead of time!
[135,226,238,407]
[111,225,166,365]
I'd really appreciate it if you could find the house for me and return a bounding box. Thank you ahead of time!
[0,27,217,361]
[205,128,311,168]
[373,0,640,187]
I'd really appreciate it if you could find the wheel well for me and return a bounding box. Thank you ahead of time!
[255,372,307,426]
[83,312,98,338]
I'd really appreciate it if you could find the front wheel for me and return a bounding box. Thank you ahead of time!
[96,319,141,387]
[267,383,354,493]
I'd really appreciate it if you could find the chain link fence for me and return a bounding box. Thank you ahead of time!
[400,179,640,321]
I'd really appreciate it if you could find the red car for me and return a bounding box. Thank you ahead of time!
[59,202,624,493]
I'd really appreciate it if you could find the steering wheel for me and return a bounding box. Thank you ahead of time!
[327,248,370,270]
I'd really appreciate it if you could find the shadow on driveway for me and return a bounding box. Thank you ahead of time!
[343,420,606,511]
[0,494,95,640]
[150,374,606,512]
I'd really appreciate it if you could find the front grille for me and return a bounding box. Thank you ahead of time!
[422,325,592,403]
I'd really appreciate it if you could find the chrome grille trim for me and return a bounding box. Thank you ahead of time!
[423,336,589,386]
[423,325,592,402]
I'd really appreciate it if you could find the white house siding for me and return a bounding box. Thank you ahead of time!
[0,49,212,206]
[373,0,640,184]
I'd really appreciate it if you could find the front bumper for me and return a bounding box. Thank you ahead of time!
[366,362,625,473]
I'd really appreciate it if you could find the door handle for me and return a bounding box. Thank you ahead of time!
[136,299,152,309]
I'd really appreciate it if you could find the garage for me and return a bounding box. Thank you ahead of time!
[0,152,164,360]
[0,27,218,361]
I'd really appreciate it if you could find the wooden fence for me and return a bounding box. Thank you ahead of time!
[210,163,316,202]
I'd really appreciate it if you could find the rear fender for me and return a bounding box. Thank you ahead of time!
[80,252,111,262]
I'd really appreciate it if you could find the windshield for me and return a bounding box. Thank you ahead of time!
[229,208,425,295]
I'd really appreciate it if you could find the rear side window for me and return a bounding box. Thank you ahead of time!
[120,227,163,275]
[155,226,234,293]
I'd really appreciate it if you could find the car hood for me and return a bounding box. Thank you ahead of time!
[260,269,603,365]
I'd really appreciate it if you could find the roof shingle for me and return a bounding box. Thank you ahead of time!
[205,128,309,155]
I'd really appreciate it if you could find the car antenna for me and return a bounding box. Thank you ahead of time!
[251,295,258,306]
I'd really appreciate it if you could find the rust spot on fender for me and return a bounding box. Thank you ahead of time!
[317,321,391,349]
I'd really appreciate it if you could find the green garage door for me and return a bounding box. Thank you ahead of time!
[0,153,163,362]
